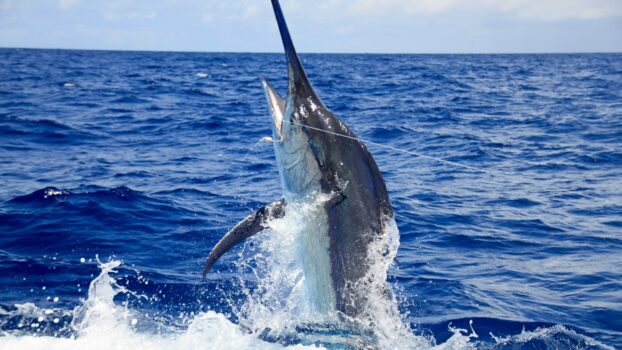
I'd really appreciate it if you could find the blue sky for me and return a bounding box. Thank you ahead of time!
[0,0,621,53]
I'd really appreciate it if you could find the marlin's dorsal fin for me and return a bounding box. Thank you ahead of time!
[270,0,318,100]
[203,199,286,276]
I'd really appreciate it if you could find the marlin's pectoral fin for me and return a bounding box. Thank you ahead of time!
[203,199,286,277]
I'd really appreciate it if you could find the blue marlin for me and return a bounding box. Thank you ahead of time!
[204,0,394,318]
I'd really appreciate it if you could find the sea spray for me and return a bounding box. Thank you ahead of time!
[0,259,321,350]
[0,253,612,349]
[232,192,433,348]
[236,193,337,338]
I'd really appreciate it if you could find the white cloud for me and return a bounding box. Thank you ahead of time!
[201,1,263,23]
[58,0,79,11]
[201,13,215,23]
[101,0,157,21]
[0,0,13,11]
[103,10,156,21]
[283,0,304,12]
[496,0,622,21]
[349,0,453,16]
[343,0,622,20]
[241,4,259,20]
[1,0,620,52]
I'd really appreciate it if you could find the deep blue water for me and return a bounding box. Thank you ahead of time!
[0,48,621,349]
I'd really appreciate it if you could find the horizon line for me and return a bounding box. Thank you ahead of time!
[1,46,621,56]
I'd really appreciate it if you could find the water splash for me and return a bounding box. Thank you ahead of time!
[230,192,432,349]
[235,194,336,337]
[0,259,321,350]
[0,256,612,350]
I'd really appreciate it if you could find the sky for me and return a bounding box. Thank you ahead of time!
[0,0,621,53]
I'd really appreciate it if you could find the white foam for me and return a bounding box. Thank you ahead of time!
[353,217,432,349]
[0,260,321,350]
[43,188,66,198]
[429,321,478,350]
[0,312,317,350]
[491,324,616,350]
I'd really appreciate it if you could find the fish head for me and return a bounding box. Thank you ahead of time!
[262,78,326,197]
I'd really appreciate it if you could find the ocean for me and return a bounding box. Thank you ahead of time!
[0,48,621,349]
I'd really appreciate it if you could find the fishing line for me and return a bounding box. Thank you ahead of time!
[284,121,496,175]
[211,139,273,207]
[230,117,518,207]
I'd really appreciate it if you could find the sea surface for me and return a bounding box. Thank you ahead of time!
[0,48,621,349]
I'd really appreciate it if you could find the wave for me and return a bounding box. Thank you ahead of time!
[0,117,98,145]
[1,186,200,256]
[7,186,148,206]
[0,259,611,349]
[1,49,620,349]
